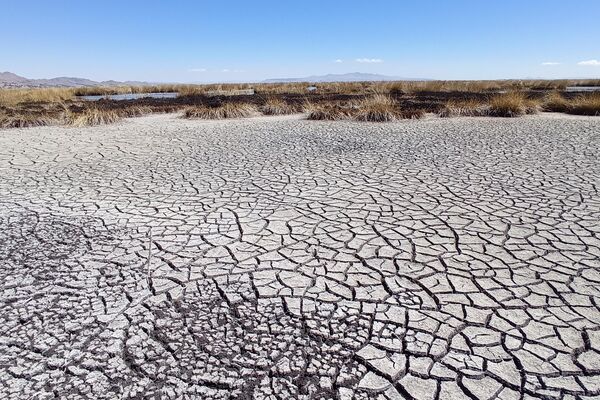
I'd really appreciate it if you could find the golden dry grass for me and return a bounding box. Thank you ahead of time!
[0,88,73,106]
[2,79,600,105]
[182,103,259,119]
[2,79,599,129]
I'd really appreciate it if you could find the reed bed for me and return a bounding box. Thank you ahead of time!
[2,79,600,104]
[0,88,74,106]
[2,79,600,129]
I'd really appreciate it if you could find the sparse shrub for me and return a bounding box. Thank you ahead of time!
[488,92,539,117]
[183,103,258,119]
[64,108,122,127]
[260,98,295,115]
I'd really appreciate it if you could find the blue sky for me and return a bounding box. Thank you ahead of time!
[2,0,599,82]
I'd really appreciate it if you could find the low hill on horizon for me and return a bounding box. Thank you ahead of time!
[263,72,431,83]
[1,71,432,88]
[0,71,151,88]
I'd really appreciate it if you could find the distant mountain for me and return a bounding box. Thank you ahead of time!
[0,71,29,84]
[0,71,153,88]
[0,70,433,88]
[263,72,430,83]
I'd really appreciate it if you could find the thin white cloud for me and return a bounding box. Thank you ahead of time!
[541,62,560,65]
[334,59,343,63]
[578,59,600,66]
[355,58,383,63]
[188,68,207,72]
[221,68,245,73]
[222,69,230,72]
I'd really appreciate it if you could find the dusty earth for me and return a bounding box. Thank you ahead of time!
[0,114,599,400]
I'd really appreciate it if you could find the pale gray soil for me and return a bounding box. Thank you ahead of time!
[1,114,600,399]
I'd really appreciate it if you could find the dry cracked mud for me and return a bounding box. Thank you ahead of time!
[1,114,599,400]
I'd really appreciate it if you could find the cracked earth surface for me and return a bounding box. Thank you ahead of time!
[1,114,600,400]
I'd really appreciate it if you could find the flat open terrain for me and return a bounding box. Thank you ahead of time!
[1,114,599,399]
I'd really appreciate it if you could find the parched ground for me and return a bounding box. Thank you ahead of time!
[0,114,599,400]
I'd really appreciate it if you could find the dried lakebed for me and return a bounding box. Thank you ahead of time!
[1,114,599,399]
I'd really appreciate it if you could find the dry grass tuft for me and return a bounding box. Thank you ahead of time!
[353,95,400,122]
[260,98,296,115]
[306,95,424,122]
[398,109,426,119]
[64,108,122,127]
[542,92,571,113]
[115,106,153,118]
[182,103,258,119]
[488,92,539,117]
[438,92,539,118]
[304,102,355,120]
[568,93,600,116]
[354,94,425,121]
[0,112,57,128]
[438,99,490,117]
